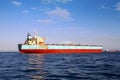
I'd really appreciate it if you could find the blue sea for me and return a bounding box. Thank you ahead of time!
[0,52,120,80]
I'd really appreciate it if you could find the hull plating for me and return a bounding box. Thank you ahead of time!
[19,49,102,54]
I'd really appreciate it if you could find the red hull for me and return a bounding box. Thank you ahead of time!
[19,49,102,54]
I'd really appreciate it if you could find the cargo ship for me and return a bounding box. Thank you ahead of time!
[18,33,103,54]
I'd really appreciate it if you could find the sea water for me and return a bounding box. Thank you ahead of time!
[0,52,120,80]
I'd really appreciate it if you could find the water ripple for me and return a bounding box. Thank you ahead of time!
[0,52,120,80]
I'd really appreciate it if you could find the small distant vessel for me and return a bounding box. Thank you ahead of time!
[18,33,103,54]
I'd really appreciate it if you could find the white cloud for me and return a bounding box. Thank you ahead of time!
[60,0,72,3]
[99,5,106,9]
[31,7,37,10]
[42,0,72,4]
[47,7,72,21]
[36,7,73,24]
[98,3,110,10]
[12,1,22,7]
[115,2,120,11]
[22,10,29,14]
[37,19,55,24]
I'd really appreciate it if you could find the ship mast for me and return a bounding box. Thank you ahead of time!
[34,31,38,37]
[27,33,31,40]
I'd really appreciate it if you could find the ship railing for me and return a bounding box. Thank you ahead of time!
[45,44,81,46]
[45,44,102,47]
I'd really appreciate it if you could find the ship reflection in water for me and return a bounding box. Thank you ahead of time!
[26,54,83,80]
[26,54,45,80]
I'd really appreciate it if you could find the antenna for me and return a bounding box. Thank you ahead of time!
[33,29,38,36]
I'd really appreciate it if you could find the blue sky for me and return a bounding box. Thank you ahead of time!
[0,0,120,51]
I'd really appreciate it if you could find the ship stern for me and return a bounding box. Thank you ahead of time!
[18,44,22,51]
